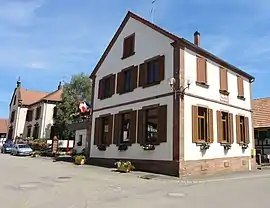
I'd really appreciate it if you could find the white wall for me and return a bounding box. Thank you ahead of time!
[75,129,87,153]
[90,96,173,161]
[94,17,174,110]
[16,107,28,137]
[183,49,252,161]
[40,103,56,138]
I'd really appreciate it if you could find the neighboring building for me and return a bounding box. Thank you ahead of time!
[0,119,8,144]
[8,79,62,141]
[253,97,270,155]
[89,11,255,177]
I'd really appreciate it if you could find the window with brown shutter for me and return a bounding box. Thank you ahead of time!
[196,56,208,86]
[236,115,250,145]
[137,105,167,145]
[35,107,41,120]
[217,111,233,144]
[98,74,116,100]
[117,66,138,94]
[192,105,213,143]
[219,68,229,94]
[122,33,135,59]
[139,55,165,88]
[94,115,113,148]
[237,76,245,99]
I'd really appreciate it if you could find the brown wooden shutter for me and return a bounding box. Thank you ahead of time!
[137,109,146,145]
[106,115,113,146]
[129,110,137,144]
[192,105,198,143]
[158,105,167,143]
[110,75,116,96]
[158,55,165,82]
[98,79,103,99]
[220,68,228,91]
[139,63,146,87]
[113,114,121,145]
[235,115,241,144]
[207,108,214,143]
[237,76,244,97]
[196,56,207,83]
[228,113,234,144]
[131,66,138,90]
[216,110,222,143]
[117,72,124,94]
[94,117,101,145]
[244,117,250,144]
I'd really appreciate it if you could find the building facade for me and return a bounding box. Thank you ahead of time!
[8,80,62,141]
[89,11,255,177]
[0,119,8,145]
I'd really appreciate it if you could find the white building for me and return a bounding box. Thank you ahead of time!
[8,80,62,141]
[89,11,255,177]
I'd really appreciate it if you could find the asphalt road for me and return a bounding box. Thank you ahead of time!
[0,154,269,208]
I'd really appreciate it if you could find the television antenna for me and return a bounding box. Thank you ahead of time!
[151,0,157,23]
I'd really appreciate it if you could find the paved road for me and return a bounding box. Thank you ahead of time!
[0,154,269,208]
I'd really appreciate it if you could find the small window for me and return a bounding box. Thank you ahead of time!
[77,135,83,146]
[221,112,229,143]
[26,110,33,122]
[146,60,159,84]
[145,108,158,143]
[122,34,135,58]
[198,107,208,141]
[123,70,132,92]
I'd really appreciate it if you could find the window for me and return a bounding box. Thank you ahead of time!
[53,107,57,119]
[94,115,113,147]
[10,111,15,123]
[221,112,229,142]
[117,66,138,94]
[196,56,208,86]
[13,96,16,105]
[192,106,213,143]
[236,115,250,145]
[122,33,135,59]
[33,125,39,139]
[219,67,228,94]
[217,111,233,144]
[26,110,33,122]
[123,70,132,92]
[137,105,167,145]
[35,107,41,120]
[237,76,245,99]
[27,126,31,137]
[98,75,116,100]
[8,127,13,140]
[77,135,83,146]
[139,55,165,88]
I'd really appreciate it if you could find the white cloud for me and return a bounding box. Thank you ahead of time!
[24,62,46,69]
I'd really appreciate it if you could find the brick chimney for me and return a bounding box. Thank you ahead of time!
[194,31,200,46]
[58,81,62,90]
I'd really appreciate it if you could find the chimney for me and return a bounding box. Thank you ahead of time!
[16,77,21,88]
[194,31,200,46]
[58,81,62,90]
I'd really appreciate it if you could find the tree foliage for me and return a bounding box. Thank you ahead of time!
[54,72,92,139]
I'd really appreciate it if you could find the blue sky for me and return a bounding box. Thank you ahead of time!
[0,0,269,118]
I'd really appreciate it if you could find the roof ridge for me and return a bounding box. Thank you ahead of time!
[42,88,62,100]
[253,97,270,101]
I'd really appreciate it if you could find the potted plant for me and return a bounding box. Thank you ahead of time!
[115,161,135,173]
[75,155,86,165]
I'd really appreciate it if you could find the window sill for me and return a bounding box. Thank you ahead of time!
[219,90,230,96]
[142,81,161,89]
[220,142,232,150]
[237,95,246,101]
[196,82,209,89]
[121,52,135,60]
[239,143,249,149]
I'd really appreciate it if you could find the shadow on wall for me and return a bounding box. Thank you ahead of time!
[45,124,52,138]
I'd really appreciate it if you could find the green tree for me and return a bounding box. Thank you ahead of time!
[54,72,92,139]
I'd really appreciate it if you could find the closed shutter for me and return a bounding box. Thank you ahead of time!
[228,113,234,144]
[129,110,137,144]
[116,72,123,94]
[244,117,250,144]
[216,110,222,143]
[220,68,228,91]
[196,57,207,83]
[235,115,241,144]
[131,66,138,90]
[110,75,116,96]
[98,79,103,99]
[237,76,244,97]
[139,63,146,87]
[207,109,214,143]
[192,105,198,143]
[158,55,165,82]
[137,109,145,145]
[106,115,113,146]
[158,105,167,143]
[94,117,101,145]
[113,114,121,145]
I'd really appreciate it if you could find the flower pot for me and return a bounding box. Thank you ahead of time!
[80,159,85,165]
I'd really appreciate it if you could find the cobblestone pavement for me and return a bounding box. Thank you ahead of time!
[0,154,269,208]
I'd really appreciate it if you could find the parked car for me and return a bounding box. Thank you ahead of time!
[11,144,33,156]
[1,142,14,154]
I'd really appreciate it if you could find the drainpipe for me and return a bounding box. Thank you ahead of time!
[42,102,48,138]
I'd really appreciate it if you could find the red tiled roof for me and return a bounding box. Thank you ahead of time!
[19,88,49,105]
[0,119,8,133]
[252,97,270,128]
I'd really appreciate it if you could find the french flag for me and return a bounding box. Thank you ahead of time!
[79,101,91,113]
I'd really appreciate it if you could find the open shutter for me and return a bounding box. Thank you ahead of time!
[94,117,101,145]
[244,117,250,144]
[110,74,116,96]
[98,79,103,99]
[158,55,165,82]
[116,72,123,94]
[158,105,167,143]
[216,110,222,143]
[137,109,145,145]
[129,110,137,144]
[106,115,113,146]
[208,108,214,143]
[192,105,198,143]
[228,113,234,144]
[235,115,241,144]
[139,63,146,87]
[131,66,138,90]
[113,114,121,145]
